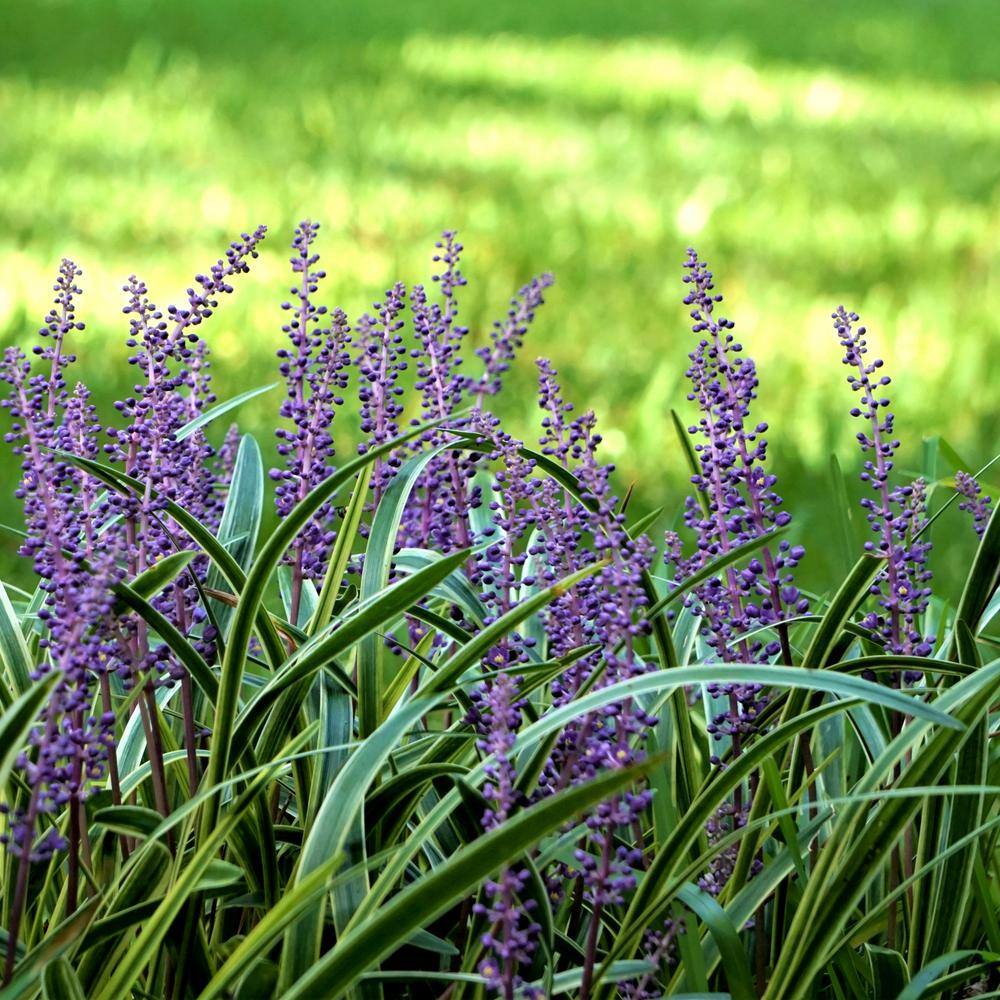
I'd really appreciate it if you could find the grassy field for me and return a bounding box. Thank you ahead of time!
[1,0,997,591]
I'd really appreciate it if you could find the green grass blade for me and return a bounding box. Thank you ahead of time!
[829,451,859,576]
[125,550,196,602]
[865,945,908,997]
[394,548,488,627]
[916,620,987,966]
[279,697,437,989]
[957,502,1000,630]
[419,561,605,697]
[0,674,57,790]
[596,701,886,993]
[52,450,287,670]
[670,409,710,515]
[764,660,1000,997]
[206,433,264,635]
[0,579,34,701]
[897,950,995,1000]
[1,900,101,1000]
[675,884,755,1000]
[802,554,882,668]
[307,463,371,637]
[198,853,342,1000]
[234,546,472,753]
[92,730,313,1000]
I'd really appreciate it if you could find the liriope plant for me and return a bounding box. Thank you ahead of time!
[0,222,997,1000]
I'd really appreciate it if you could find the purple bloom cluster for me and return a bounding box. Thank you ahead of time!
[473,272,554,404]
[531,363,658,988]
[0,264,125,921]
[270,222,352,618]
[399,234,481,554]
[469,671,541,1000]
[356,282,408,508]
[620,918,684,999]
[459,366,659,994]
[956,470,993,539]
[834,307,934,662]
[463,417,545,998]
[0,556,122,859]
[671,251,805,762]
[105,230,266,681]
[348,231,552,557]
[697,801,754,897]
[348,232,552,658]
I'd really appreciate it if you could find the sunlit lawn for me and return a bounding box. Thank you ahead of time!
[1,0,997,588]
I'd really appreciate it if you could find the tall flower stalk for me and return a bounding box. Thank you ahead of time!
[271,221,351,623]
[529,361,656,999]
[832,306,940,947]
[466,415,545,998]
[356,282,408,514]
[401,232,479,555]
[680,250,805,670]
[834,307,934,662]
[107,227,267,801]
[956,470,993,538]
[473,273,554,407]
[667,252,805,905]
[0,263,125,975]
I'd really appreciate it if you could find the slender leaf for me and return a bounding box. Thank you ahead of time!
[282,756,663,999]
[174,382,277,441]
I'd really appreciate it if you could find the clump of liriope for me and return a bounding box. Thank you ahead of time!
[0,222,995,1000]
[269,224,658,996]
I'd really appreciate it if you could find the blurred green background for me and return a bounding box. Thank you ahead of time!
[1,0,998,595]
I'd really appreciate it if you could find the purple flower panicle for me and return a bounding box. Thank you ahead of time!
[834,307,934,662]
[474,272,555,404]
[271,221,352,608]
[0,263,125,931]
[674,251,805,771]
[355,282,408,508]
[956,470,992,539]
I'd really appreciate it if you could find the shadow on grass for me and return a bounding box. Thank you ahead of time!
[1,0,998,86]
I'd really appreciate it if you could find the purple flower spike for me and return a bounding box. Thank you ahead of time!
[106,226,267,681]
[680,250,805,660]
[956,470,993,539]
[527,360,658,992]
[399,233,480,554]
[671,250,805,776]
[834,307,934,662]
[271,221,352,615]
[1,262,126,928]
[469,673,541,1000]
[474,272,555,405]
[355,282,408,508]
[621,918,684,998]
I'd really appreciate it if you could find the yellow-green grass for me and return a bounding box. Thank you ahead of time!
[1,0,997,589]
